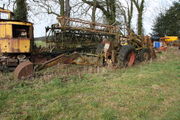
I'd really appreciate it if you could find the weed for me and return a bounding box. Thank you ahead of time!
[102,109,118,120]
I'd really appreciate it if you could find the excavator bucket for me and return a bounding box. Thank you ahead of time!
[14,61,34,79]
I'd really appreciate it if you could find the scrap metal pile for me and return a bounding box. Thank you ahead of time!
[14,16,156,79]
[0,8,156,79]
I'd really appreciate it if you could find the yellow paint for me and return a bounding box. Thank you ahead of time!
[0,21,32,26]
[0,20,33,53]
[164,36,179,42]
[0,24,12,38]
[0,39,30,53]
[0,8,12,13]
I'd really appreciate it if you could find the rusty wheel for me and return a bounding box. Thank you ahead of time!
[14,61,34,79]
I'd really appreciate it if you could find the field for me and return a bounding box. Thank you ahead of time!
[0,48,180,120]
[34,40,46,47]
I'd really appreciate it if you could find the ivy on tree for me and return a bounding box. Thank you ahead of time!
[14,0,28,21]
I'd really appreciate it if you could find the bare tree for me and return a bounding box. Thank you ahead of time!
[65,0,71,18]
[82,0,117,25]
[120,0,133,34]
[91,0,96,22]
[127,0,133,33]
[60,0,65,16]
[32,0,71,17]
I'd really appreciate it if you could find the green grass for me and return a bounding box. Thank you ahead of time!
[0,48,180,120]
[35,41,46,47]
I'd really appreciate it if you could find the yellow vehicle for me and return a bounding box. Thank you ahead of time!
[0,7,34,70]
[0,8,13,19]
[163,36,179,42]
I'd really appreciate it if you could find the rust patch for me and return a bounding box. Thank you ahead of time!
[36,53,81,71]
[31,55,48,64]
[14,61,34,79]
[0,44,1,52]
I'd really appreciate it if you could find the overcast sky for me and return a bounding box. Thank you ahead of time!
[0,0,179,37]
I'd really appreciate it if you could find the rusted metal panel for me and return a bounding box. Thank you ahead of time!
[36,53,81,70]
[0,44,1,52]
[0,38,30,53]
[34,52,101,72]
[0,20,33,53]
[0,39,9,53]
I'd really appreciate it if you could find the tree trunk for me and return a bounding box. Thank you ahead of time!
[65,0,71,26]
[91,0,97,28]
[138,12,143,35]
[65,0,71,18]
[82,0,116,25]
[132,0,145,35]
[106,0,116,24]
[127,0,133,35]
[60,0,65,16]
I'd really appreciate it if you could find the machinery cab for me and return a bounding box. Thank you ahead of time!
[0,7,13,20]
[0,8,33,54]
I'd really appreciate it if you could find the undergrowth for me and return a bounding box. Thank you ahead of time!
[0,47,180,120]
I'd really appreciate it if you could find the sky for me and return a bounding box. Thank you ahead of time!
[0,0,179,37]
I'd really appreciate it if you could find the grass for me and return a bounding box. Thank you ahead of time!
[0,48,180,120]
[34,41,46,47]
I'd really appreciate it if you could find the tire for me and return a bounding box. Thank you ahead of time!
[118,45,136,67]
[138,48,151,62]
